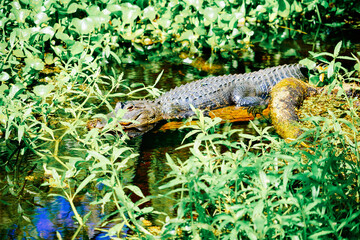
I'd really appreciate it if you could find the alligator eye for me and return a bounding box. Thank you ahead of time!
[127,105,134,110]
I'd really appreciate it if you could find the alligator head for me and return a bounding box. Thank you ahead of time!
[112,100,162,129]
[87,100,162,133]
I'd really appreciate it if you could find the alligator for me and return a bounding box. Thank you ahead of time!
[88,64,309,132]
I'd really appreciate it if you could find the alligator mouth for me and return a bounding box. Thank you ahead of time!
[119,121,132,126]
[119,121,139,129]
[121,109,159,129]
[118,110,144,128]
[120,116,148,129]
[120,120,152,129]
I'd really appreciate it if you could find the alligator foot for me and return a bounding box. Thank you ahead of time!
[247,104,268,118]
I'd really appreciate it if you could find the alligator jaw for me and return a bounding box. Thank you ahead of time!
[114,100,163,129]
[87,100,162,132]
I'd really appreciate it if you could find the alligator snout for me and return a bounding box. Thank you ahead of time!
[115,100,159,128]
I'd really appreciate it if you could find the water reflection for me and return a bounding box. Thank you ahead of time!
[0,194,113,239]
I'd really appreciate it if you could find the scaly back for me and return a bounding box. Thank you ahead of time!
[158,64,308,118]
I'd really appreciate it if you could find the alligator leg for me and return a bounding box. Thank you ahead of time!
[234,96,266,107]
[230,85,267,117]
[231,83,267,106]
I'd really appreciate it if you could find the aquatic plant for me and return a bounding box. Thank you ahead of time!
[1,0,358,73]
[0,0,359,239]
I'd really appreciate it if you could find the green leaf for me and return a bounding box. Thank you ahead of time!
[184,0,203,9]
[67,3,80,14]
[86,5,101,15]
[278,0,290,18]
[74,173,96,196]
[72,18,95,35]
[70,41,85,55]
[87,10,110,27]
[56,231,62,240]
[293,0,303,12]
[10,2,21,10]
[51,45,65,57]
[121,3,141,24]
[17,124,25,143]
[44,53,54,65]
[83,211,92,224]
[333,41,342,58]
[41,123,54,139]
[9,83,24,99]
[5,115,14,140]
[13,9,30,23]
[0,42,7,52]
[132,43,144,53]
[178,30,196,42]
[106,4,122,14]
[0,17,8,28]
[24,57,45,71]
[0,72,10,81]
[125,185,145,198]
[157,15,172,28]
[109,51,122,65]
[34,12,49,25]
[143,6,156,20]
[13,49,25,58]
[33,84,55,98]
[9,31,16,48]
[0,84,9,94]
[299,58,316,69]
[309,230,334,238]
[87,150,112,165]
[202,7,219,25]
[194,26,206,36]
[112,147,131,161]
[327,61,335,79]
[337,56,356,61]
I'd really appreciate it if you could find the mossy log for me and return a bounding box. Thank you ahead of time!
[270,78,359,141]
[269,78,319,141]
[156,106,270,131]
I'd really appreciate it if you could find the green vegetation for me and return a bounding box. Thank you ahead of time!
[159,108,360,239]
[0,0,359,239]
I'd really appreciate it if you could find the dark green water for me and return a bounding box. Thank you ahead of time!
[1,28,360,239]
